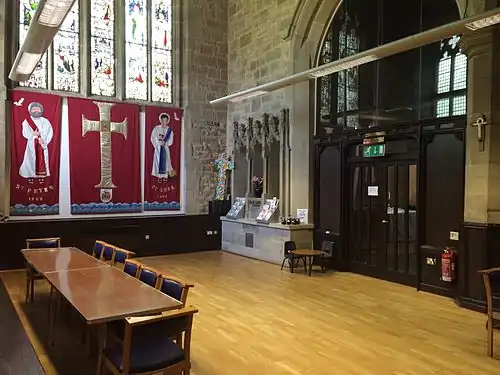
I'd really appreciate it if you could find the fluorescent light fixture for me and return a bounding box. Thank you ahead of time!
[229,90,268,102]
[37,0,74,27]
[210,7,500,106]
[465,14,500,31]
[16,52,42,75]
[309,55,378,78]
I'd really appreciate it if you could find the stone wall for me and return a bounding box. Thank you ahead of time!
[182,0,229,213]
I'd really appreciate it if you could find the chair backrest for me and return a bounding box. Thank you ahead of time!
[120,306,199,374]
[113,247,135,267]
[158,275,193,305]
[479,268,500,318]
[102,244,116,262]
[321,240,334,257]
[92,240,107,259]
[283,241,296,255]
[138,266,161,288]
[26,237,60,249]
[123,259,142,278]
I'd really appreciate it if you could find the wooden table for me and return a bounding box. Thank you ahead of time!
[22,247,108,274]
[24,247,183,375]
[290,249,326,276]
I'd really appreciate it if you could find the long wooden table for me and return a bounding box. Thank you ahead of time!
[22,247,183,375]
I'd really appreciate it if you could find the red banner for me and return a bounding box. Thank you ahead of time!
[144,106,183,211]
[10,91,61,216]
[68,98,141,214]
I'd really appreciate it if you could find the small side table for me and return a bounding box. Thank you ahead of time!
[290,249,325,276]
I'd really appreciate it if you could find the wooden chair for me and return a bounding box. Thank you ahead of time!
[158,275,194,306]
[280,241,306,272]
[102,306,198,375]
[123,260,142,278]
[113,248,135,269]
[25,237,61,303]
[102,243,117,263]
[92,240,107,259]
[479,267,500,357]
[318,240,334,272]
[138,266,161,288]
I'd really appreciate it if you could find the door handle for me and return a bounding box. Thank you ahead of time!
[381,220,388,223]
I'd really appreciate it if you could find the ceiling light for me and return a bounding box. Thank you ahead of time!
[15,52,42,75]
[229,90,268,102]
[465,14,500,30]
[37,0,75,27]
[309,55,378,78]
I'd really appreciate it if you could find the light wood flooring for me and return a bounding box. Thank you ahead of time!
[2,251,500,375]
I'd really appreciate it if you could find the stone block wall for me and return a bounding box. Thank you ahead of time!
[181,0,229,213]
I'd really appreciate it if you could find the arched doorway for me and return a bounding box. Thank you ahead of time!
[313,0,467,289]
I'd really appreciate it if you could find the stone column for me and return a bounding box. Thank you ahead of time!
[459,25,500,307]
[461,26,500,224]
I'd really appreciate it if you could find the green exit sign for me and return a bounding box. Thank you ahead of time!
[363,144,386,158]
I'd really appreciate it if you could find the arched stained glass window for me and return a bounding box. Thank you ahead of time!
[435,35,467,117]
[16,0,174,104]
[90,0,115,96]
[19,0,48,89]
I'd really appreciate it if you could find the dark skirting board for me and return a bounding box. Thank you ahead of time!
[0,280,44,375]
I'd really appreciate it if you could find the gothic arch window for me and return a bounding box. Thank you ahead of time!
[16,0,174,103]
[316,0,465,134]
[435,36,467,117]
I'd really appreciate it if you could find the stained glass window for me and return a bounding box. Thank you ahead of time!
[125,0,148,100]
[435,35,467,118]
[90,0,115,96]
[151,0,173,102]
[18,0,48,88]
[52,1,79,92]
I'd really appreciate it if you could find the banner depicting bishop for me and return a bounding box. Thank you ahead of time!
[10,91,62,216]
[144,106,183,211]
[68,98,141,214]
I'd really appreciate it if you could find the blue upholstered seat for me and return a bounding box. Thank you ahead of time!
[105,320,187,373]
[124,261,140,278]
[102,244,115,262]
[26,237,60,249]
[92,241,105,259]
[160,278,183,301]
[114,249,131,265]
[139,268,160,288]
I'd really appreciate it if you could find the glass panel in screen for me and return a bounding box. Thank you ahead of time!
[408,164,417,275]
[386,165,396,270]
[397,164,409,273]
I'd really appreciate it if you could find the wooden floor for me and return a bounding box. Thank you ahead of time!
[1,251,499,375]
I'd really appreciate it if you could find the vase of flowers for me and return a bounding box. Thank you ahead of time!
[252,176,263,198]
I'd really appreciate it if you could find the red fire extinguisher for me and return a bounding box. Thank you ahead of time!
[441,247,457,282]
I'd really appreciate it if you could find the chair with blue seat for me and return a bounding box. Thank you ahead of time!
[479,267,500,357]
[318,240,335,273]
[280,240,306,273]
[102,306,198,375]
[91,240,107,259]
[113,247,136,269]
[123,260,142,278]
[102,243,117,263]
[138,266,161,288]
[158,275,194,306]
[25,237,61,303]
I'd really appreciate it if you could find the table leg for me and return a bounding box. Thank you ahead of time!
[290,258,294,273]
[46,286,53,341]
[308,256,313,277]
[95,323,107,375]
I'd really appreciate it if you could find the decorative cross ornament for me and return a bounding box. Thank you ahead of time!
[471,115,488,152]
[214,152,234,201]
[82,102,128,202]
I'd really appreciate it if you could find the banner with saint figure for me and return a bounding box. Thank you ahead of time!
[10,91,62,216]
[68,98,141,214]
[144,106,183,211]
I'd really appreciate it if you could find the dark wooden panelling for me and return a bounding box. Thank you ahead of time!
[418,245,456,298]
[458,223,500,312]
[0,214,221,270]
[0,280,44,374]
